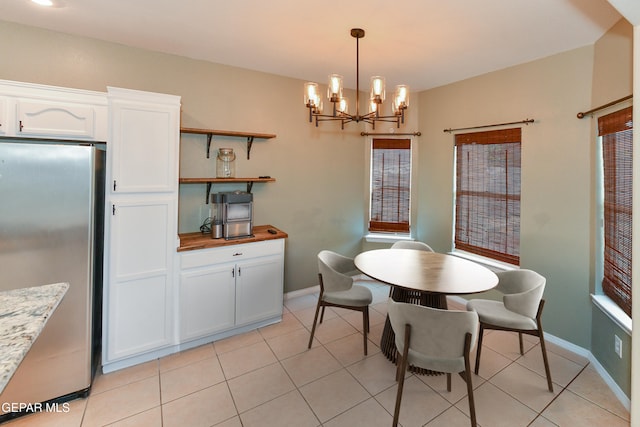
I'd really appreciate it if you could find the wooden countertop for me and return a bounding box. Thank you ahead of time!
[178,224,288,252]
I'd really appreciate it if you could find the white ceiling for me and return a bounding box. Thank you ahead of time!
[0,0,622,92]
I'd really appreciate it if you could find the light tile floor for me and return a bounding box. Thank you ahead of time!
[5,282,631,426]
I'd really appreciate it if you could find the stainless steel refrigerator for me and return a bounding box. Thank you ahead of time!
[0,139,104,419]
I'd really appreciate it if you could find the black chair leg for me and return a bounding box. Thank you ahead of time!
[539,331,554,392]
[392,324,411,427]
[474,324,485,375]
[308,300,322,349]
[519,332,524,355]
[463,332,477,427]
[362,307,368,355]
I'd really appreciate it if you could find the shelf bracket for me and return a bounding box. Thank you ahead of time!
[246,181,254,193]
[246,136,254,160]
[205,182,213,204]
[206,133,213,158]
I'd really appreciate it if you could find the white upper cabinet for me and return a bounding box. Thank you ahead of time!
[0,79,108,140]
[16,99,96,139]
[108,88,180,194]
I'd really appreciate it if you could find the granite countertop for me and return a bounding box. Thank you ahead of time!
[0,282,69,394]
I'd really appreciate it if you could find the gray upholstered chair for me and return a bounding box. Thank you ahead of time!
[466,269,553,392]
[388,299,479,427]
[390,240,434,252]
[308,250,373,355]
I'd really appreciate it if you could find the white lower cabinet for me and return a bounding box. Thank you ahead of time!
[235,255,284,326]
[180,263,236,341]
[179,239,285,343]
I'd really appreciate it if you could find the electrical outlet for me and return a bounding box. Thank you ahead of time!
[614,335,622,358]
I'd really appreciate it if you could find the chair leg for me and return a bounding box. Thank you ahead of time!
[465,367,477,427]
[536,300,553,392]
[538,330,554,392]
[463,332,477,427]
[393,324,411,427]
[308,300,322,349]
[447,373,452,392]
[365,306,370,333]
[474,324,485,375]
[518,332,524,355]
[362,307,368,355]
[319,306,326,323]
[395,352,402,382]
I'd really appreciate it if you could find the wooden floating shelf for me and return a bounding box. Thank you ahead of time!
[180,127,276,160]
[179,177,276,203]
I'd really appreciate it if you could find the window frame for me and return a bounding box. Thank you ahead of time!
[597,106,633,318]
[367,138,413,235]
[453,128,522,266]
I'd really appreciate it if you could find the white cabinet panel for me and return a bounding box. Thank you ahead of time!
[236,255,284,326]
[180,265,236,340]
[110,98,178,193]
[110,199,172,280]
[16,99,96,139]
[108,275,170,360]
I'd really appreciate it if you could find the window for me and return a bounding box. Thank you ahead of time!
[454,128,521,265]
[600,106,633,317]
[369,138,411,233]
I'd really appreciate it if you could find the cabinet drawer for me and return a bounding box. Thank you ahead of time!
[181,239,284,270]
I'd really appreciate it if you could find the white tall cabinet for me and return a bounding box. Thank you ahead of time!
[102,87,181,372]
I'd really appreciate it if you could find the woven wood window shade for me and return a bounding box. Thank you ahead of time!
[599,106,633,317]
[454,128,521,265]
[369,139,411,233]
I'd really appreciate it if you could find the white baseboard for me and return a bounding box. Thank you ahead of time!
[413,295,630,411]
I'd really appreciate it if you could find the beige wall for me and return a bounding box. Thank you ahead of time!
[0,20,398,293]
[417,46,596,347]
[589,18,633,397]
[415,18,633,397]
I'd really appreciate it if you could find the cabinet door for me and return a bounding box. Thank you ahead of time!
[106,198,175,361]
[110,98,178,194]
[180,265,236,341]
[16,99,96,139]
[108,275,171,360]
[235,255,284,326]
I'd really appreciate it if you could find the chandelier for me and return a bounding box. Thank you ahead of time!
[304,28,410,130]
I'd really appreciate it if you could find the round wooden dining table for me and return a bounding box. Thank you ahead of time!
[354,248,499,372]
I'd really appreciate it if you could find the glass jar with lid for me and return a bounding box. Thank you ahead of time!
[216,148,236,178]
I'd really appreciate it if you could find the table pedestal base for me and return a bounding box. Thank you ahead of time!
[380,287,448,375]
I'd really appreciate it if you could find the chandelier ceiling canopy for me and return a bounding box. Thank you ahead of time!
[304,28,409,130]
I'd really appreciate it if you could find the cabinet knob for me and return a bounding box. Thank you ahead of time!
[233,252,243,257]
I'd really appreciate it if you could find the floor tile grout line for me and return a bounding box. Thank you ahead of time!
[544,362,631,422]
[525,363,590,427]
